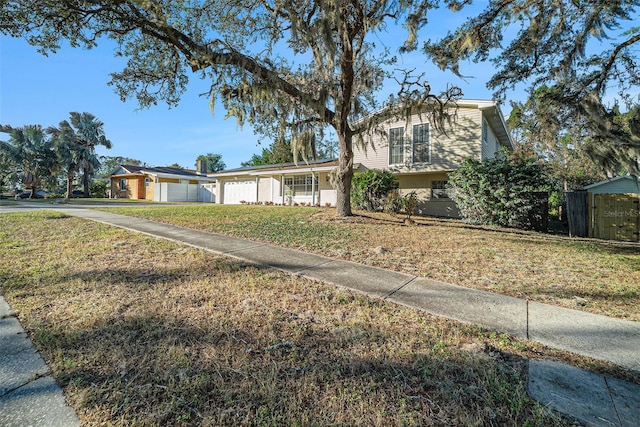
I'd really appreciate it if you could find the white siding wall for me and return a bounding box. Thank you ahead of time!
[481,114,500,160]
[258,177,273,203]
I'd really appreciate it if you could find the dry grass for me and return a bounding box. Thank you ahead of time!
[103,205,640,322]
[0,211,597,426]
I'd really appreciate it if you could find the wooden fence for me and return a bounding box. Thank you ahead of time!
[588,193,640,242]
[566,190,588,237]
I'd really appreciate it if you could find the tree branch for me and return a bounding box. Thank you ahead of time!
[595,32,640,94]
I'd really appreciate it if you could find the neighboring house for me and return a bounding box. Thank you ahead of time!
[212,99,514,215]
[110,164,216,202]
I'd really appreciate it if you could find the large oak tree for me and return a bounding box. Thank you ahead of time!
[425,0,640,176]
[0,0,461,216]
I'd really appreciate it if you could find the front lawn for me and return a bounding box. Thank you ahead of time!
[102,204,640,321]
[0,211,582,426]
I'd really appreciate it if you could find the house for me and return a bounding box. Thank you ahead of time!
[211,158,348,206]
[353,99,514,217]
[110,164,216,202]
[211,99,514,215]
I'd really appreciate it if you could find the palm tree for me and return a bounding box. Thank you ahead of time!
[0,149,19,193]
[48,121,82,198]
[67,112,112,197]
[0,124,57,198]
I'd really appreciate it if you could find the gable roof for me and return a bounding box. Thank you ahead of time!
[469,100,515,151]
[111,164,215,181]
[115,164,203,177]
[354,98,514,150]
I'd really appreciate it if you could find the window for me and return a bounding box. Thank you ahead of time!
[283,174,318,196]
[144,177,151,187]
[119,179,127,191]
[388,127,404,164]
[431,180,449,199]
[412,123,430,163]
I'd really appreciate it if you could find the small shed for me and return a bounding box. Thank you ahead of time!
[583,176,640,242]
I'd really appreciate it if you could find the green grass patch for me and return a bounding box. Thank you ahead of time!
[108,205,354,250]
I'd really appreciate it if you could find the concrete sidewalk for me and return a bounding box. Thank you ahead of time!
[1,204,639,426]
[0,298,80,427]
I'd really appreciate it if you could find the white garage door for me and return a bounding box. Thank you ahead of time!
[223,180,257,204]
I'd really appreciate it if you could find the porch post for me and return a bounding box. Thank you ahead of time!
[311,171,316,205]
[269,175,273,202]
[255,177,260,203]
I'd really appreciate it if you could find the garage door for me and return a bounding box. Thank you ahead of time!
[223,180,257,204]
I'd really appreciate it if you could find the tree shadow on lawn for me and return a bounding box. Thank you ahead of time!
[29,300,561,426]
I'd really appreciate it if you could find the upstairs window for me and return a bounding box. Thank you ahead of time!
[412,123,430,163]
[388,127,404,165]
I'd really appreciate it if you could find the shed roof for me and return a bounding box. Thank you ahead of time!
[582,176,639,194]
[582,175,639,190]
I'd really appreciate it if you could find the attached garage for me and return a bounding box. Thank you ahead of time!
[222,180,257,204]
[212,160,343,206]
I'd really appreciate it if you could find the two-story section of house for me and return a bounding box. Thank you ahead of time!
[353,99,514,217]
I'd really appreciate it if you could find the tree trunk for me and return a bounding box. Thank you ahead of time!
[335,132,354,217]
[82,168,90,197]
[66,174,74,198]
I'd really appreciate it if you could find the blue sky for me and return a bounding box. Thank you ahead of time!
[0,8,516,171]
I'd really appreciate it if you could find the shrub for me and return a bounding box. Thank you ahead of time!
[383,189,403,215]
[448,150,551,230]
[401,191,418,219]
[384,190,419,220]
[351,169,399,211]
[89,180,108,198]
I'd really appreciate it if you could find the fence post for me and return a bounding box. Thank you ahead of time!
[565,190,588,237]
